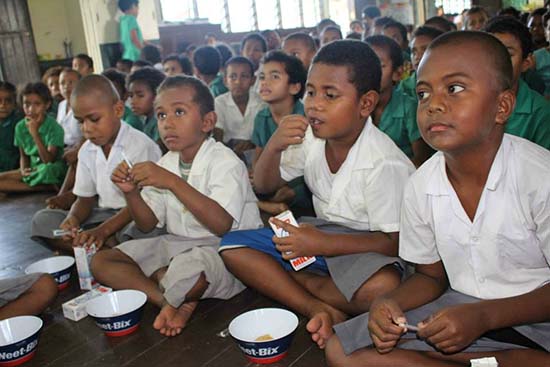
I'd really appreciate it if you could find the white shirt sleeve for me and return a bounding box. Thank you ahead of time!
[141,187,167,228]
[72,148,97,198]
[214,97,226,130]
[279,130,312,182]
[533,187,550,266]
[399,181,441,264]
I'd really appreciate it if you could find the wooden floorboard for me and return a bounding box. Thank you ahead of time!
[0,193,328,366]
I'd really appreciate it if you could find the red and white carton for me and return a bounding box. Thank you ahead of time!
[74,244,98,290]
[269,210,316,271]
[62,286,112,321]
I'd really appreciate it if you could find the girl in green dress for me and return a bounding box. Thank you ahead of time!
[0,83,65,198]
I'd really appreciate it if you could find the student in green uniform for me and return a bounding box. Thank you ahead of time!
[118,0,144,62]
[252,51,311,215]
[102,68,143,131]
[486,16,550,150]
[0,83,65,198]
[193,46,228,97]
[397,26,444,100]
[0,82,22,172]
[127,66,165,144]
[366,35,433,167]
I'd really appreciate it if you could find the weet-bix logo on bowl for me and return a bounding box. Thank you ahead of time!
[93,308,142,337]
[0,316,43,367]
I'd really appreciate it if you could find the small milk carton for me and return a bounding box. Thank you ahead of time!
[73,244,98,290]
[470,357,499,367]
[269,210,316,271]
[62,286,112,321]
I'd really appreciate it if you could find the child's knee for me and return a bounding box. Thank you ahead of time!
[35,274,58,301]
[352,266,401,306]
[90,248,115,276]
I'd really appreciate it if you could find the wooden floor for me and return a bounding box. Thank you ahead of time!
[0,193,327,367]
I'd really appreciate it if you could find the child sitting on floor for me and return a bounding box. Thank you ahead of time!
[0,82,22,173]
[92,75,262,336]
[0,274,57,320]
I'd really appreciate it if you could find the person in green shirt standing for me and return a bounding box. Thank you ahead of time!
[118,0,144,62]
[0,82,22,172]
[486,17,550,150]
[366,36,433,167]
[0,83,65,198]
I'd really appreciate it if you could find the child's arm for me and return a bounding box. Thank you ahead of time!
[27,119,57,163]
[73,208,131,248]
[130,161,233,236]
[254,115,308,194]
[18,148,32,176]
[130,29,143,50]
[58,196,97,242]
[111,161,158,232]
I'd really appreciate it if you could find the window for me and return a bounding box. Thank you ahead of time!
[435,0,471,15]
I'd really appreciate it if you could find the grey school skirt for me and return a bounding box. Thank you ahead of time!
[0,273,43,307]
[334,289,550,355]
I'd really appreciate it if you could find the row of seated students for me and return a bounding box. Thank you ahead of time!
[1,8,550,367]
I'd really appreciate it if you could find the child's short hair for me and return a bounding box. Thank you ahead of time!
[283,32,316,52]
[117,58,133,69]
[133,60,153,68]
[0,81,16,102]
[19,82,52,107]
[364,35,403,70]
[225,56,255,75]
[157,75,214,117]
[127,66,166,95]
[71,75,121,105]
[424,16,456,32]
[316,18,338,33]
[484,16,533,60]
[41,66,63,84]
[374,16,395,30]
[193,46,222,76]
[162,54,193,75]
[428,31,513,91]
[215,43,235,67]
[101,68,126,98]
[74,54,94,70]
[262,51,307,101]
[497,7,520,19]
[141,45,161,65]
[346,32,362,40]
[61,67,81,79]
[528,7,547,21]
[118,0,138,12]
[241,33,267,53]
[321,26,343,39]
[362,6,381,19]
[412,25,445,41]
[312,40,381,95]
[384,21,408,44]
[466,6,489,18]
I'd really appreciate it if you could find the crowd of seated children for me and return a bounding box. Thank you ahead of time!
[127,66,166,144]
[250,51,313,215]
[92,75,262,336]
[325,30,550,367]
[221,40,415,350]
[365,35,432,167]
[0,83,65,198]
[214,56,265,160]
[31,75,161,252]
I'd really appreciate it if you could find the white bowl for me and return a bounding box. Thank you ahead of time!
[25,256,75,290]
[0,316,43,366]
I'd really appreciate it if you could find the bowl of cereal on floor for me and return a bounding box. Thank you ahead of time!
[229,308,299,364]
[86,289,147,337]
[25,256,75,290]
[0,316,43,366]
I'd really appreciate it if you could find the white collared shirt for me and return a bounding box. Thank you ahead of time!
[215,91,265,143]
[280,118,415,232]
[141,138,263,238]
[56,99,82,146]
[73,122,162,209]
[400,134,550,300]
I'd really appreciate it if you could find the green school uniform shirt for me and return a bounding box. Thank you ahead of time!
[119,14,143,61]
[251,100,311,209]
[506,79,550,150]
[377,88,421,158]
[252,100,304,148]
[14,115,66,186]
[0,111,22,172]
[123,105,144,131]
[142,115,159,142]
[210,73,228,98]
[397,72,417,100]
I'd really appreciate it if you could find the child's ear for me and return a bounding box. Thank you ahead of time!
[289,82,302,97]
[114,100,125,119]
[201,111,217,134]
[392,65,404,84]
[521,53,534,72]
[359,90,379,118]
[495,89,516,126]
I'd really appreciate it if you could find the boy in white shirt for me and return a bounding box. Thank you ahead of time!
[92,76,262,337]
[31,75,162,252]
[326,32,550,366]
[214,56,265,160]
[220,40,415,347]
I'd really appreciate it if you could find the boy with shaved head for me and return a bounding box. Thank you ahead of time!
[32,75,161,252]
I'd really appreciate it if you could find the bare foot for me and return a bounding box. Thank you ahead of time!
[153,301,198,337]
[258,201,289,215]
[306,305,347,349]
[46,192,76,210]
